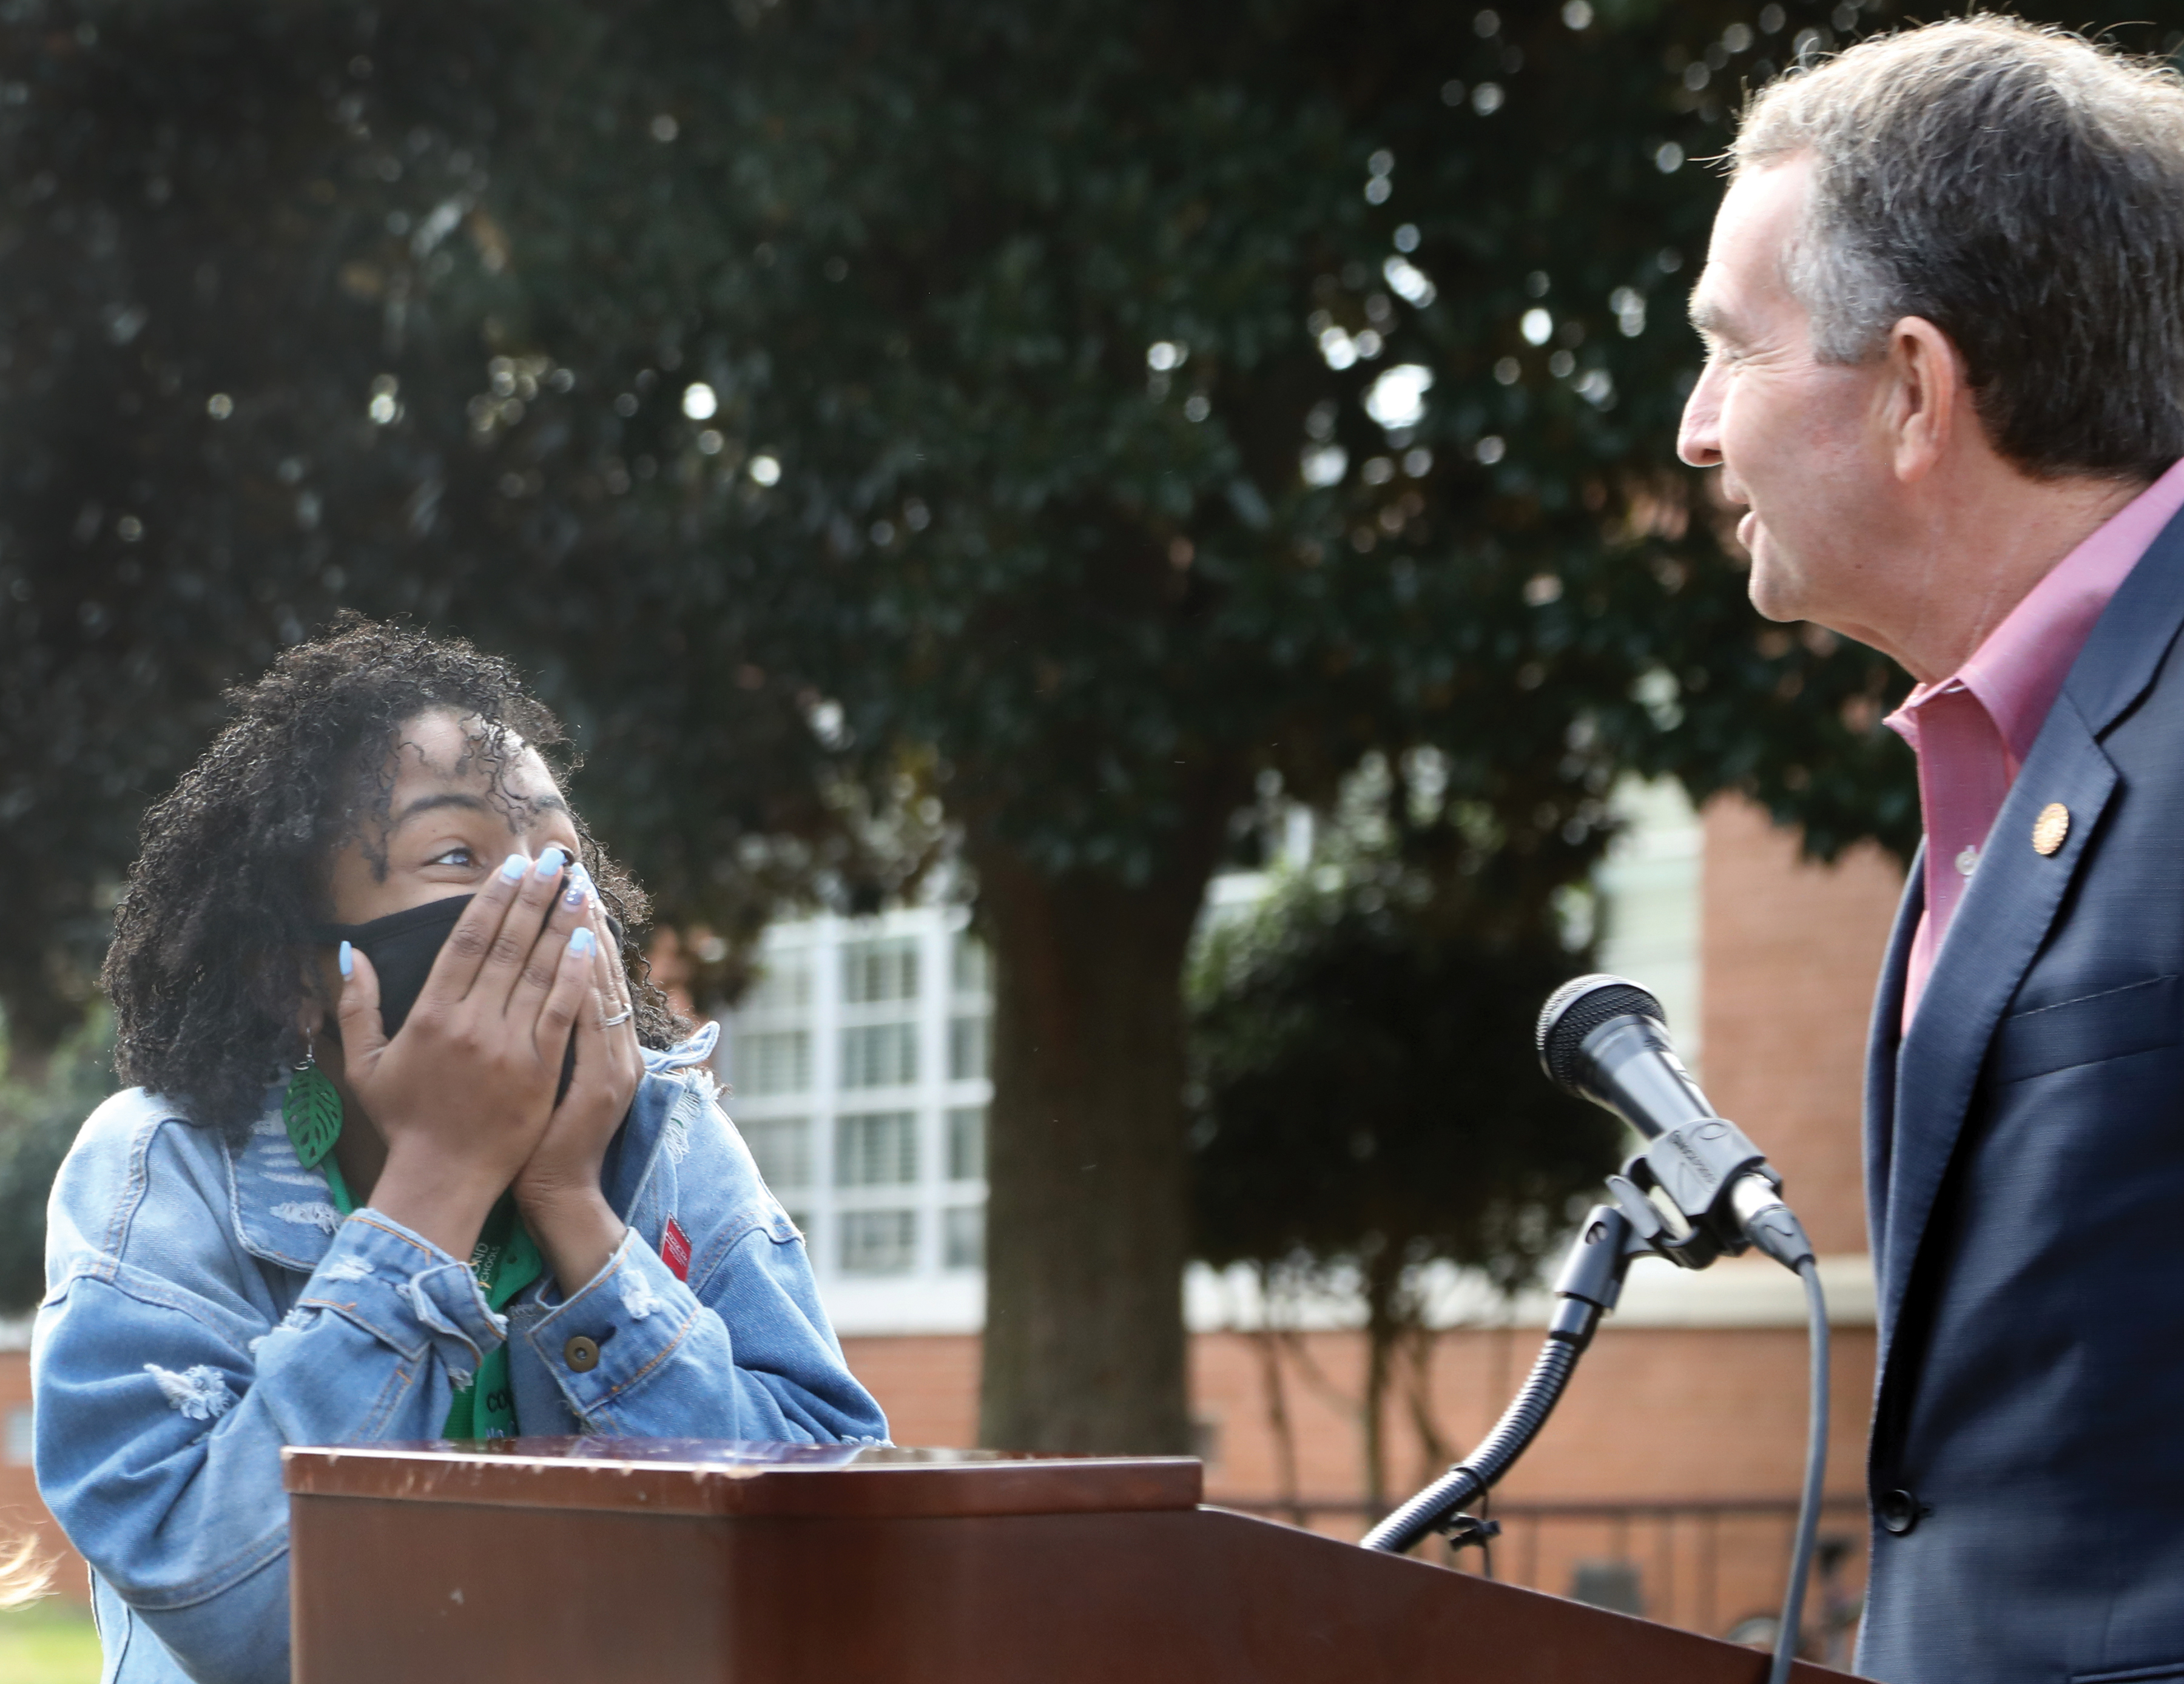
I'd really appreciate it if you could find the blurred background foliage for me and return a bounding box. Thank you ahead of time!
[0,0,2163,1441]
[1187,754,1622,1502]
[0,1010,112,1313]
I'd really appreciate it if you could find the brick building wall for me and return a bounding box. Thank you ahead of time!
[840,1321,1878,1631]
[1699,797,1904,1257]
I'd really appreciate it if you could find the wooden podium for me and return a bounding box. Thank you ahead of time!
[284,1439,1862,1682]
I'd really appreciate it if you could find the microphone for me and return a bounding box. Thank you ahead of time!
[1536,975,1813,1273]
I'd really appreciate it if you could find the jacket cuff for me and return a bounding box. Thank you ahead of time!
[297,1210,506,1385]
[522,1228,699,1418]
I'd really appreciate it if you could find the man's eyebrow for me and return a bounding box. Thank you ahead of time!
[1687,289,1737,342]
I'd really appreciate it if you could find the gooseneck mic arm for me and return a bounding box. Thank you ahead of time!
[1363,977,1827,1684]
[1360,1199,1650,1555]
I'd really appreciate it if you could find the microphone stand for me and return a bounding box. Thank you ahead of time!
[1361,1164,1831,1684]
[1363,1105,1819,1557]
[1360,1200,1650,1555]
[1377,977,1833,1684]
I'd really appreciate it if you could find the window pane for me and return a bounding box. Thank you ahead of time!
[943,1205,985,1271]
[743,1117,811,1189]
[947,1106,986,1181]
[744,953,811,1013]
[841,1022,917,1088]
[734,1029,810,1096]
[952,935,991,995]
[948,1015,989,1081]
[836,1111,918,1187]
[841,1209,918,1275]
[842,937,919,1005]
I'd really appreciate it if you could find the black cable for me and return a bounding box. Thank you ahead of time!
[1771,1256,1830,1684]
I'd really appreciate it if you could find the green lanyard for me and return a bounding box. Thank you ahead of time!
[286,1067,544,1439]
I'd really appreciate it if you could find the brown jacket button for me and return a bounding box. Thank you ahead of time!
[564,1335,601,1372]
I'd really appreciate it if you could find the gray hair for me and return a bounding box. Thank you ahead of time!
[1734,16,2184,480]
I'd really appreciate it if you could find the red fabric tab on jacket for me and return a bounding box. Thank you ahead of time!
[660,1217,692,1282]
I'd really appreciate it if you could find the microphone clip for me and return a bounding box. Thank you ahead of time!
[1609,1116,1778,1271]
[1434,1512,1502,1553]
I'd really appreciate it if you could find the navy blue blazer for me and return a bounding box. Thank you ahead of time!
[1858,513,2184,1684]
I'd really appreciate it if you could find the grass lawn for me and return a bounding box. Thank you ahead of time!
[0,1598,101,1684]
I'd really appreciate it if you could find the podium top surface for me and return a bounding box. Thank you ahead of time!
[283,1438,1204,1519]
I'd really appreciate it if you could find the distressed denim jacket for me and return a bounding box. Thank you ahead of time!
[32,1028,888,1684]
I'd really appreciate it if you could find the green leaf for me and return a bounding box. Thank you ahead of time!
[282,1066,344,1171]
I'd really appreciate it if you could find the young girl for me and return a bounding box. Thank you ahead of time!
[33,618,886,1684]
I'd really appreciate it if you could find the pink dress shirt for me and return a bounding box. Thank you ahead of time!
[1886,457,2184,1026]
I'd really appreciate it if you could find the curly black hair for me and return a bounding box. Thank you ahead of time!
[102,613,688,1131]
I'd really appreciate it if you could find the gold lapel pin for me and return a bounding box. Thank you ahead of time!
[2032,802,2070,856]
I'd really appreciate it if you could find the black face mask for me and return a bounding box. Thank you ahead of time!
[313,893,625,1099]
[315,894,474,1039]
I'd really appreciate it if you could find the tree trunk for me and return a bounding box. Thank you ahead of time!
[1401,1321,1453,1488]
[971,834,1218,1455]
[1251,1265,1304,1526]
[1360,1245,1403,1511]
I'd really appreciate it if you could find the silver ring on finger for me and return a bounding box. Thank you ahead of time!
[600,1008,635,1029]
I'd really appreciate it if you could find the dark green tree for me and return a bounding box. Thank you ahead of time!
[29,0,2152,1447]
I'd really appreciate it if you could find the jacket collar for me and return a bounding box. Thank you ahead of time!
[227,1099,343,1273]
[224,1024,720,1272]
[2060,508,2184,736]
[1872,510,2184,1363]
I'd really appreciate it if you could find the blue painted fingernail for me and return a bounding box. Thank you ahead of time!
[569,926,596,958]
[534,846,568,880]
[562,874,588,910]
[500,852,530,882]
[339,940,354,979]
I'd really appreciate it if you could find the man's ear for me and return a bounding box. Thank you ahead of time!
[1886,315,1968,483]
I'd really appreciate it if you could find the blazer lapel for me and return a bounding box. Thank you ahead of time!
[1878,693,2117,1359]
[1864,844,1922,1340]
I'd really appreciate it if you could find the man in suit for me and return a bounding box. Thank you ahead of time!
[1676,17,2184,1683]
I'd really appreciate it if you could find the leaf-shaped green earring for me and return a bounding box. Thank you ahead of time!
[283,1039,344,1170]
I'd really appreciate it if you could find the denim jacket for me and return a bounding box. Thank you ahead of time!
[32,1029,887,1684]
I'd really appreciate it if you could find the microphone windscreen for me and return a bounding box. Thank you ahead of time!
[1537,974,1667,1094]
